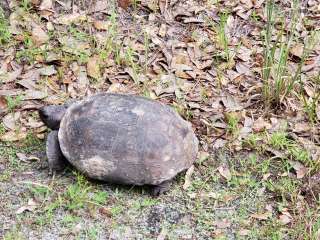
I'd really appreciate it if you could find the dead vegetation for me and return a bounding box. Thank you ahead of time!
[0,0,320,239]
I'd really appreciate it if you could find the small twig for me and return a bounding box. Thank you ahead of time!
[18,181,52,191]
[213,207,236,210]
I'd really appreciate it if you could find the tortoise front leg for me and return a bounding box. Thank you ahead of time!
[46,130,67,173]
[151,180,172,196]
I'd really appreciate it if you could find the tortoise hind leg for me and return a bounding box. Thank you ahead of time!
[46,131,67,173]
[151,180,172,196]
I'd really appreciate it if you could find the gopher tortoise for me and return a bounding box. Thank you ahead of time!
[39,93,198,194]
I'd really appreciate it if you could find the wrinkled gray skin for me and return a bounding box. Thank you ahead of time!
[39,93,199,195]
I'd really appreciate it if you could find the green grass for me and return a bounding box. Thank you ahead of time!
[61,214,80,226]
[16,34,47,64]
[0,7,11,44]
[5,95,23,112]
[0,123,6,135]
[216,12,231,63]
[20,0,32,11]
[1,1,319,238]
[63,173,92,210]
[301,73,320,123]
[262,0,319,108]
[3,229,25,240]
[225,113,240,137]
[97,8,120,63]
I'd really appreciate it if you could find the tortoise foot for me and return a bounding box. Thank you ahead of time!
[151,180,172,196]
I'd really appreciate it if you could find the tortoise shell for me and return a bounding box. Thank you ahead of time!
[58,93,198,185]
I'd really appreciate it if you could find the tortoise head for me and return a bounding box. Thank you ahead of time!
[39,105,67,130]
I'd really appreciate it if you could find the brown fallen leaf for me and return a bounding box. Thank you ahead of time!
[16,199,38,214]
[240,0,253,9]
[183,165,195,190]
[2,112,20,130]
[158,24,167,37]
[279,212,292,225]
[93,20,110,30]
[87,56,101,79]
[220,94,243,111]
[292,122,311,133]
[236,62,253,76]
[24,90,47,100]
[250,212,271,220]
[253,0,264,8]
[214,219,231,229]
[217,164,232,181]
[99,207,112,217]
[118,0,131,9]
[159,0,166,14]
[91,0,108,12]
[56,13,87,25]
[237,46,252,62]
[16,152,39,162]
[0,95,8,113]
[290,43,304,58]
[0,63,23,83]
[252,117,271,132]
[107,83,126,93]
[36,133,45,139]
[212,139,227,149]
[125,68,148,83]
[39,65,57,76]
[288,160,308,179]
[1,130,27,142]
[16,152,29,162]
[239,229,250,236]
[31,25,49,46]
[76,66,89,92]
[17,79,38,90]
[304,85,315,97]
[262,173,271,181]
[24,116,44,128]
[31,0,40,5]
[39,0,52,10]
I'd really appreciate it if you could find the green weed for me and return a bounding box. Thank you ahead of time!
[124,46,140,83]
[250,10,261,22]
[268,131,290,150]
[62,214,80,226]
[5,95,23,112]
[133,198,159,210]
[20,0,32,11]
[3,230,25,240]
[16,34,46,64]
[0,7,11,44]
[110,205,124,216]
[0,123,5,135]
[91,191,108,205]
[225,113,240,137]
[0,169,12,181]
[64,173,92,210]
[86,226,99,240]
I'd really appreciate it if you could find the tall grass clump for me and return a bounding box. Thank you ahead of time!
[261,0,318,108]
